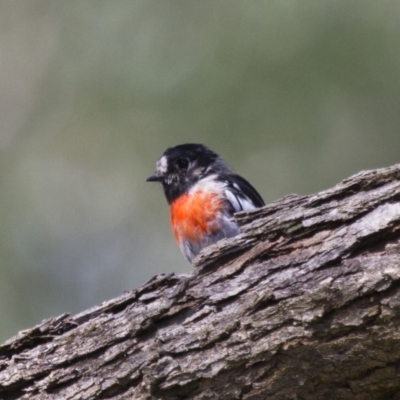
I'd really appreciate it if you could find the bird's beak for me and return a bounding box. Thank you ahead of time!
[146,173,163,182]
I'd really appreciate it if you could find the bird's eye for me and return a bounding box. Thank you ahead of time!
[176,157,189,170]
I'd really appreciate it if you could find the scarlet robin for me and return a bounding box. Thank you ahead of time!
[147,144,264,263]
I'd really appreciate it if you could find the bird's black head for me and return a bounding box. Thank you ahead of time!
[146,144,227,203]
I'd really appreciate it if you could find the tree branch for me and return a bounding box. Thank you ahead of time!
[1,164,400,399]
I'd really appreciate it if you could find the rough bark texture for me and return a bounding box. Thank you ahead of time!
[1,164,400,400]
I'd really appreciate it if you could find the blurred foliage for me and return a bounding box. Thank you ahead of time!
[0,1,399,342]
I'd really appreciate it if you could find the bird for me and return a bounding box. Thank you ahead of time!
[146,144,264,263]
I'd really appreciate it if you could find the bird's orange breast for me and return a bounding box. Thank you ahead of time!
[170,189,224,243]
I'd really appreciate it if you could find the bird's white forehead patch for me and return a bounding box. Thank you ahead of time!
[156,155,168,174]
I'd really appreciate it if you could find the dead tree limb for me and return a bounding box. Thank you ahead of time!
[1,164,400,400]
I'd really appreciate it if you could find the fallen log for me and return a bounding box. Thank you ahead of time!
[1,164,400,399]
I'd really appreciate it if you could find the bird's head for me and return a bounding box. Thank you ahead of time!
[146,144,225,203]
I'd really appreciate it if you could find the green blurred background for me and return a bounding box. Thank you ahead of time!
[1,1,400,342]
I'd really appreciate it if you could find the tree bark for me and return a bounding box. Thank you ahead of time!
[1,164,400,400]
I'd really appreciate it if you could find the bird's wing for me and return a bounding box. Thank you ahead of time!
[222,174,265,213]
